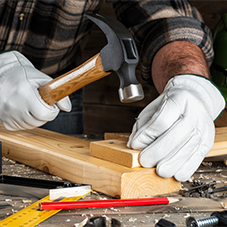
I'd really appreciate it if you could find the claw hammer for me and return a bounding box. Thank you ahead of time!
[38,13,144,104]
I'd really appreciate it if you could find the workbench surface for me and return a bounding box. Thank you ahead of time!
[1,155,227,227]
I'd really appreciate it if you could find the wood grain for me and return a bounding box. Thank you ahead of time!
[104,132,130,140]
[0,124,181,199]
[90,139,140,168]
[90,127,227,168]
[38,53,110,105]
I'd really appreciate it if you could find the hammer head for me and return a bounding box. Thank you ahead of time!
[85,13,144,103]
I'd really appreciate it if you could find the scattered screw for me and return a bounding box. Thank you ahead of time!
[186,216,219,227]
[179,181,217,198]
[213,185,227,193]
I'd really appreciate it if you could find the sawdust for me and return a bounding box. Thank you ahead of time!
[220,202,227,209]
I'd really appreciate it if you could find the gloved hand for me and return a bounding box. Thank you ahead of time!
[127,74,226,181]
[0,51,72,131]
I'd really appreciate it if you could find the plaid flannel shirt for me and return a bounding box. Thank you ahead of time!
[0,0,213,82]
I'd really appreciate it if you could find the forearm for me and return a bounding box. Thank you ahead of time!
[151,41,211,94]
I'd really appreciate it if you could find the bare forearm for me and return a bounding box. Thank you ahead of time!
[151,41,210,93]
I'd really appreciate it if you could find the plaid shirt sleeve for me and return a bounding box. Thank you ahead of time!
[110,0,213,83]
[0,1,102,77]
[0,0,213,83]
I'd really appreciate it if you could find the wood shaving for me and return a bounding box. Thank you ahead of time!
[220,173,227,178]
[91,191,100,196]
[110,207,120,212]
[187,177,194,183]
[102,216,112,227]
[8,159,16,164]
[220,202,227,209]
[154,219,159,224]
[184,213,191,218]
[202,162,212,167]
[128,217,137,222]
[216,169,223,172]
[162,214,171,218]
[74,216,88,227]
[22,199,32,203]
[11,209,18,213]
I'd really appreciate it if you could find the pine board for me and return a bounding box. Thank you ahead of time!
[90,127,227,168]
[0,124,181,199]
[90,139,140,168]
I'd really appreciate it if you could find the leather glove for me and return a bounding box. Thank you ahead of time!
[0,51,72,131]
[127,74,226,181]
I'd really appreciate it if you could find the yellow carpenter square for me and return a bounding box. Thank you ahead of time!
[0,190,92,227]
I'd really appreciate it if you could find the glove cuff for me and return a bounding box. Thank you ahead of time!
[166,74,226,121]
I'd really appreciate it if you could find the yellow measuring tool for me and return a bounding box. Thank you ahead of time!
[0,190,92,227]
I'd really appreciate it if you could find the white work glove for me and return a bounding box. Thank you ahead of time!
[0,51,72,131]
[127,74,226,182]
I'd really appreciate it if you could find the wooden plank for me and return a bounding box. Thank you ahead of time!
[90,127,227,168]
[0,124,181,199]
[104,132,130,140]
[90,139,140,168]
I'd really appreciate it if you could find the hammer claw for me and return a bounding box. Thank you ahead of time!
[38,13,144,105]
[85,13,144,103]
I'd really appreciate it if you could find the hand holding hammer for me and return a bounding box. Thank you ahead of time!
[38,13,144,104]
[0,13,144,131]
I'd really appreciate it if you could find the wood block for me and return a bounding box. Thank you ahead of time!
[104,132,130,141]
[0,124,181,199]
[90,139,140,168]
[207,127,227,158]
[90,127,227,168]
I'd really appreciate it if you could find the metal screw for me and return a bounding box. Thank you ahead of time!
[186,216,219,227]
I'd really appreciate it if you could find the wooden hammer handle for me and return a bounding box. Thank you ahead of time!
[38,53,110,105]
